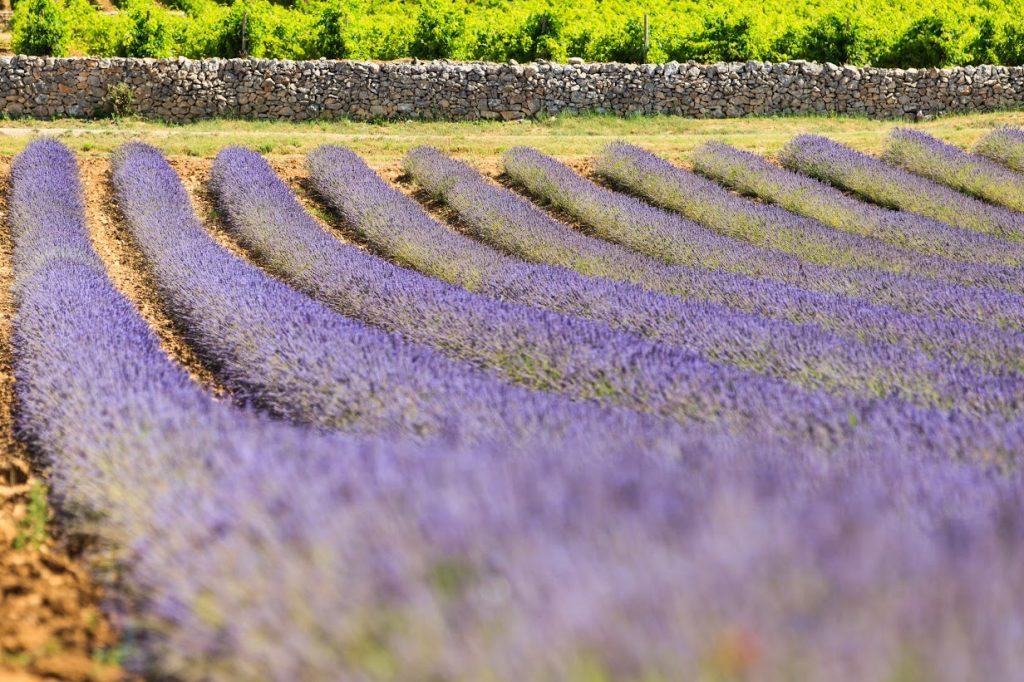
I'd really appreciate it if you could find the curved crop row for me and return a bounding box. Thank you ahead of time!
[219,145,942,450]
[403,148,1024,376]
[308,143,1024,460]
[601,140,1024,292]
[17,139,873,682]
[882,128,1024,213]
[399,145,1024,415]
[110,142,692,454]
[690,140,1023,266]
[404,147,1024,379]
[8,138,488,679]
[976,126,1024,173]
[505,146,1024,332]
[503,146,794,279]
[9,140,340,526]
[780,134,1024,242]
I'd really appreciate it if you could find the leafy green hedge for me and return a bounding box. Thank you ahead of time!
[18,0,1024,67]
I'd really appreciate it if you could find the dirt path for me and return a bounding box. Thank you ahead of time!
[79,157,227,394]
[0,158,124,681]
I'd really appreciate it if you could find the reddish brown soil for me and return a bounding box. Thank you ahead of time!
[0,157,125,681]
[79,157,227,395]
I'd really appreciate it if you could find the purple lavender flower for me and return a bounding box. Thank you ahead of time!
[404,146,1024,379]
[601,140,1024,293]
[394,145,1024,415]
[975,126,1024,173]
[308,143,1024,459]
[505,145,1024,332]
[112,142,691,454]
[145,435,1024,682]
[225,145,958,449]
[692,140,1023,266]
[20,138,883,682]
[781,134,1024,242]
[882,128,1024,213]
[14,139,1024,682]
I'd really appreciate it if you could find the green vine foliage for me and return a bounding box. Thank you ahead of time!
[18,0,1024,66]
[13,0,71,57]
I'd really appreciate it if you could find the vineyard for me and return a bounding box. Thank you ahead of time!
[12,0,1024,66]
[4,117,1024,681]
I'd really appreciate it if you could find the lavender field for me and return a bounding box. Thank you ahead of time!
[6,126,1024,681]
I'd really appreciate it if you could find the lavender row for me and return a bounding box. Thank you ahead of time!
[691,140,1024,266]
[600,140,1024,291]
[311,143,1024,459]
[780,134,1024,243]
[882,128,1024,213]
[599,141,1022,285]
[9,139,322,522]
[502,145,792,279]
[406,147,1024,379]
[8,139,472,678]
[112,142,686,454]
[975,126,1024,173]
[506,146,1024,333]
[404,145,1024,416]
[223,144,932,449]
[15,140,859,681]
[124,408,1024,681]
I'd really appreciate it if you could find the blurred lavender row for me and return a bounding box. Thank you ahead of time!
[313,143,1024,459]
[402,145,1024,416]
[220,145,881,438]
[11,138,839,681]
[604,140,1024,291]
[691,139,1024,266]
[406,147,1024,378]
[976,126,1024,172]
[781,133,1024,242]
[883,128,1024,213]
[111,142,686,454]
[506,146,1024,333]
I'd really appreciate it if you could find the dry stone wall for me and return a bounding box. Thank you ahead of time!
[2,55,1024,121]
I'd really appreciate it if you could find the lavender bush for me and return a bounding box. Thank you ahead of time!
[13,138,863,682]
[13,139,1024,682]
[976,126,1024,173]
[111,142,689,454]
[219,145,1024,453]
[386,144,1024,415]
[405,146,1024,378]
[692,140,1024,266]
[505,146,1024,332]
[781,134,1024,242]
[882,128,1024,213]
[601,139,1024,291]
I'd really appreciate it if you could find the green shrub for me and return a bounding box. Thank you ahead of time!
[794,15,874,65]
[410,0,465,59]
[966,16,999,65]
[210,0,269,58]
[117,1,173,57]
[668,14,761,63]
[310,2,348,58]
[590,16,649,63]
[105,81,135,118]
[514,10,566,61]
[878,16,958,67]
[12,0,70,56]
[33,0,1024,67]
[994,21,1024,66]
